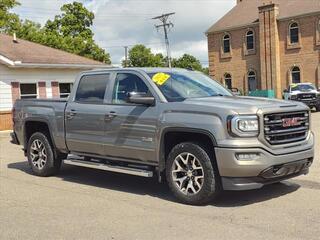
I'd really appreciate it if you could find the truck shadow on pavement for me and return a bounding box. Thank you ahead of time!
[8,160,306,207]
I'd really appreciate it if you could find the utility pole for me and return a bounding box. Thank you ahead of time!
[124,46,129,68]
[152,12,175,68]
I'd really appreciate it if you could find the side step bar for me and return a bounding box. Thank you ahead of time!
[64,159,153,178]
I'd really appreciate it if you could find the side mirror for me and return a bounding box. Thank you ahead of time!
[127,92,155,106]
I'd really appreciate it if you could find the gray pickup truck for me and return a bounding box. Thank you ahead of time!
[11,68,314,205]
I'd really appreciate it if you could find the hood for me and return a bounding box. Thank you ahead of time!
[184,96,300,114]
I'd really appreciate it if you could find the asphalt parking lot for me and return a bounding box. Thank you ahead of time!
[0,112,319,240]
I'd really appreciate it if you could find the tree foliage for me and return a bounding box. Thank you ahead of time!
[172,54,203,71]
[125,45,208,74]
[124,44,165,67]
[0,1,110,64]
[0,0,20,33]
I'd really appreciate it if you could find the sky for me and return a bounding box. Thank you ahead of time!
[13,0,236,66]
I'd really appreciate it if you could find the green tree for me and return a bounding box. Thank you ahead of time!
[202,67,209,75]
[45,2,94,39]
[172,54,203,71]
[0,0,21,33]
[42,2,110,63]
[125,44,165,67]
[1,1,110,64]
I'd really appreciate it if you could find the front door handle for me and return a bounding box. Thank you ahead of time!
[66,109,77,120]
[105,111,117,121]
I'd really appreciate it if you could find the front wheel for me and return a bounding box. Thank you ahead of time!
[166,142,220,205]
[27,132,61,177]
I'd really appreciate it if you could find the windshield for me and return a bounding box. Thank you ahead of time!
[148,71,232,102]
[291,84,315,91]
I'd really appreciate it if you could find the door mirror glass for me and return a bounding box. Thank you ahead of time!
[128,92,155,106]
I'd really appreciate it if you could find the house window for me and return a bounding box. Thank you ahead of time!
[248,71,257,92]
[59,83,73,98]
[246,30,254,50]
[20,83,37,99]
[291,66,301,83]
[289,22,299,44]
[224,73,232,89]
[223,34,231,53]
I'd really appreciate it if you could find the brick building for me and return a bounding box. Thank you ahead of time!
[0,33,110,130]
[207,0,320,98]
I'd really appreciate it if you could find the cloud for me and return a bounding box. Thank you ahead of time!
[14,0,236,65]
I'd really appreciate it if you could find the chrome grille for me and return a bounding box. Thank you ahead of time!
[264,111,309,145]
[297,93,316,100]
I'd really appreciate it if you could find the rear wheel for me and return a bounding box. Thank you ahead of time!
[166,142,220,205]
[27,132,61,176]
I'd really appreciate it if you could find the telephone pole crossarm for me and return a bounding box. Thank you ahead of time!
[152,13,175,68]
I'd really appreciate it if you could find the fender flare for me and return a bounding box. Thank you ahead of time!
[158,127,218,172]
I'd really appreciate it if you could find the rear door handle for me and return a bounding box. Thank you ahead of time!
[66,109,77,120]
[105,111,117,121]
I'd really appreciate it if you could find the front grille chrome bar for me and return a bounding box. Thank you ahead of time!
[264,111,309,145]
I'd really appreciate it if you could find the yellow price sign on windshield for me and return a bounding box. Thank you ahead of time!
[152,72,171,86]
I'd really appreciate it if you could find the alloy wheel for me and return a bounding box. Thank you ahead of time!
[30,139,47,170]
[171,152,204,195]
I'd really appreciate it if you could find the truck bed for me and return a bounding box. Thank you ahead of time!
[13,98,68,152]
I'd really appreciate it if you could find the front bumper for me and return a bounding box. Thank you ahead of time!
[293,99,319,108]
[215,136,314,191]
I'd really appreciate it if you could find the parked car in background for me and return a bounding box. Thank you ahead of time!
[283,83,320,111]
[11,68,314,205]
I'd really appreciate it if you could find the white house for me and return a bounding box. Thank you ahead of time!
[0,33,111,130]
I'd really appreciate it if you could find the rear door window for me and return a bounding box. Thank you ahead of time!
[75,74,110,104]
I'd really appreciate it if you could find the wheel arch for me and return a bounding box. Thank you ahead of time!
[158,127,218,173]
[23,119,56,155]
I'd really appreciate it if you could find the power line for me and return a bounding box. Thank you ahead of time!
[152,12,175,68]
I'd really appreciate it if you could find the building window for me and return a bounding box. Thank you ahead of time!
[289,22,299,44]
[291,66,301,83]
[59,83,73,98]
[248,71,257,92]
[20,83,37,99]
[223,34,231,53]
[246,30,254,50]
[224,73,232,89]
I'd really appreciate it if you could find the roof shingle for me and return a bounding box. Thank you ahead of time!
[0,33,107,66]
[207,0,320,33]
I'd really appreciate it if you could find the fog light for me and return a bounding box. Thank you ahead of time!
[236,153,260,161]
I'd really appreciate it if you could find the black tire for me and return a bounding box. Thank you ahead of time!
[166,142,220,205]
[316,105,320,112]
[27,132,61,177]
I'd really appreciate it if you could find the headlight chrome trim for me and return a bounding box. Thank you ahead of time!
[229,115,259,137]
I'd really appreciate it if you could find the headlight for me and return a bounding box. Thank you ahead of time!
[228,115,259,137]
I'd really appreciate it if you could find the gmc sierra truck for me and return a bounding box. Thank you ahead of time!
[11,68,314,205]
[283,83,320,111]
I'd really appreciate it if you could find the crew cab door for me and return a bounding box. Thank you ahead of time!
[104,72,158,163]
[65,73,112,156]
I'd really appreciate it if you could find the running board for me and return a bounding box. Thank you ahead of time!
[63,159,153,178]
